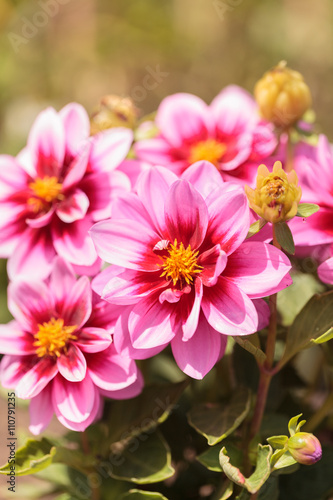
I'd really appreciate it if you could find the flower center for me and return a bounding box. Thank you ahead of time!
[261,176,288,206]
[189,139,226,167]
[160,239,203,286]
[33,318,78,358]
[27,176,63,212]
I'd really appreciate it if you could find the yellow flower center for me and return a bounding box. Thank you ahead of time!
[188,139,226,167]
[27,176,63,212]
[261,175,288,206]
[160,239,203,287]
[33,318,78,358]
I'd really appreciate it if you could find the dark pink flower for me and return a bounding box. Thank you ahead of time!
[0,258,142,433]
[0,104,133,279]
[90,163,291,379]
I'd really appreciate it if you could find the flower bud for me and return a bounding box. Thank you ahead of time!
[254,61,312,128]
[287,432,322,465]
[90,95,139,134]
[245,161,302,224]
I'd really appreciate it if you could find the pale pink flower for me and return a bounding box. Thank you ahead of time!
[134,86,277,185]
[0,258,143,433]
[0,104,133,279]
[318,255,333,284]
[90,163,291,379]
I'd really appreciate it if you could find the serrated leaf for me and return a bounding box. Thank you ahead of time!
[279,290,333,367]
[188,387,251,445]
[219,444,272,494]
[266,435,288,449]
[122,490,169,499]
[274,222,295,254]
[0,438,56,476]
[234,334,266,364]
[246,219,267,238]
[296,203,320,217]
[311,327,333,344]
[197,442,242,472]
[110,431,174,484]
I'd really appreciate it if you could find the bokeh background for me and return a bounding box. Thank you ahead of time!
[0,0,333,497]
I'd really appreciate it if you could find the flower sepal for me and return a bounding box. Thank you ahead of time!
[296,203,320,218]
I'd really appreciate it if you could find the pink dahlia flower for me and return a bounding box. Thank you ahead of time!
[134,86,277,185]
[318,255,333,284]
[0,258,143,433]
[90,163,292,378]
[0,103,133,279]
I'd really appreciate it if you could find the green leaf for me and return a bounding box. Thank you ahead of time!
[311,327,333,344]
[197,442,242,472]
[233,334,266,365]
[246,219,267,238]
[296,203,320,218]
[122,490,169,499]
[110,431,174,484]
[288,414,305,436]
[53,446,96,473]
[219,444,272,494]
[218,481,234,499]
[0,438,56,476]
[271,450,297,471]
[279,290,333,367]
[266,435,288,449]
[258,476,279,500]
[188,387,251,445]
[274,222,295,254]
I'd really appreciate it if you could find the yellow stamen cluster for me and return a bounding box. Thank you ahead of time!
[160,239,203,286]
[90,94,139,134]
[34,317,78,358]
[189,139,226,167]
[28,176,63,212]
[245,161,302,224]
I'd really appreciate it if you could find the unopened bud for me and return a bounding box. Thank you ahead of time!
[287,432,322,465]
[90,95,139,134]
[245,161,302,224]
[254,61,312,128]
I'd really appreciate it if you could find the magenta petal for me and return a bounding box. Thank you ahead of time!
[16,357,58,399]
[225,242,292,298]
[61,276,92,328]
[49,257,76,303]
[111,192,153,230]
[100,370,144,400]
[172,313,225,379]
[27,107,65,178]
[252,299,270,330]
[62,142,91,191]
[90,127,133,172]
[129,293,177,349]
[29,384,54,435]
[0,321,35,355]
[26,207,55,229]
[0,355,32,388]
[165,180,208,248]
[0,155,29,198]
[199,245,228,286]
[76,327,112,353]
[90,219,161,270]
[318,257,333,285]
[57,344,87,382]
[88,346,138,391]
[202,276,258,335]
[182,279,203,340]
[54,385,101,431]
[56,189,90,223]
[134,138,173,167]
[59,103,90,156]
[52,217,97,266]
[52,373,96,423]
[181,160,224,199]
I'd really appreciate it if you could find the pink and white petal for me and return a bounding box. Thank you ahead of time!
[61,276,92,328]
[251,122,277,159]
[54,385,101,431]
[16,147,36,178]
[172,313,225,379]
[202,276,258,335]
[0,155,29,199]
[204,187,250,255]
[26,207,56,228]
[100,370,144,400]
[134,137,174,166]
[57,343,87,382]
[129,292,177,349]
[76,327,112,353]
[52,373,96,423]
[182,279,203,341]
[16,357,58,399]
[29,383,54,435]
[49,257,76,304]
[159,288,183,304]
[0,321,35,355]
[111,192,153,229]
[52,217,97,266]
[59,103,90,156]
[89,127,133,172]
[181,160,224,199]
[156,93,210,148]
[62,142,91,191]
[224,241,292,298]
[27,107,65,178]
[165,180,209,248]
[56,189,89,223]
[136,166,178,235]
[87,346,138,391]
[318,257,333,285]
[219,133,253,172]
[90,219,161,270]
[199,245,228,286]
[117,159,150,189]
[91,264,124,296]
[252,299,270,330]
[290,210,333,247]
[0,203,29,257]
[0,355,33,388]
[72,257,102,277]
[7,228,56,281]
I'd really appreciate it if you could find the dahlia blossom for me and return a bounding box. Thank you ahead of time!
[0,258,143,433]
[134,86,277,185]
[0,103,133,279]
[90,163,292,378]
